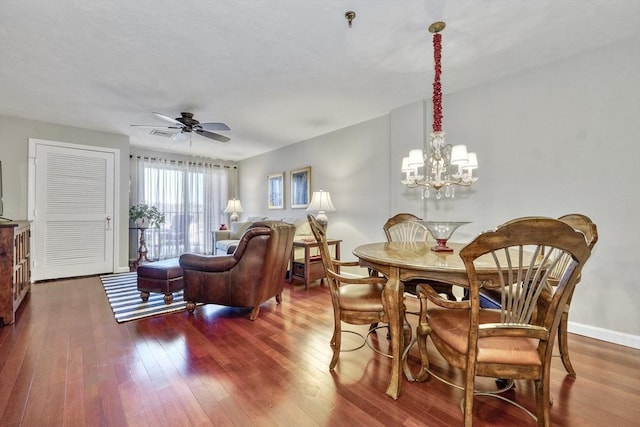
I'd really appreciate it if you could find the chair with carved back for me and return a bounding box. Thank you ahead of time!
[367,213,427,333]
[383,213,456,300]
[383,213,429,242]
[551,214,598,374]
[307,214,390,370]
[415,217,592,426]
[480,213,598,375]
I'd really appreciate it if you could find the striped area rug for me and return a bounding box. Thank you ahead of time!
[100,272,188,323]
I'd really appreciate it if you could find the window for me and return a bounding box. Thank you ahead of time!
[131,156,231,259]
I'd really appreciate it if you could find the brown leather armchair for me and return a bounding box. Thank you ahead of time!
[179,221,295,320]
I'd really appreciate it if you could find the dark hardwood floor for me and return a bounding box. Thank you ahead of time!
[1,275,638,426]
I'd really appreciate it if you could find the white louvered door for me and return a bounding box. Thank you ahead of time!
[29,140,115,281]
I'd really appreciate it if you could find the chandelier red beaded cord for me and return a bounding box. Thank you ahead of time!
[401,21,478,199]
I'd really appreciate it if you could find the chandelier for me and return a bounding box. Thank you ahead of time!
[401,22,478,199]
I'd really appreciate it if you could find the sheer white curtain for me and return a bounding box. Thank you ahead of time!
[131,156,231,259]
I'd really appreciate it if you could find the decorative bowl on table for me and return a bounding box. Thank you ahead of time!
[421,221,471,252]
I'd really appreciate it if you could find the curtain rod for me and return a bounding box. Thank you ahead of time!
[130,155,237,169]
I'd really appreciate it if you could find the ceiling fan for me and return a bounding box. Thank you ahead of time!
[132,112,231,143]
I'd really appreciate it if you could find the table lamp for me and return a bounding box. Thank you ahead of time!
[224,199,244,223]
[306,189,336,228]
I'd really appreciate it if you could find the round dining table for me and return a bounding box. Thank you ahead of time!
[352,241,470,400]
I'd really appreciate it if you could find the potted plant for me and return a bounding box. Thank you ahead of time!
[129,204,165,228]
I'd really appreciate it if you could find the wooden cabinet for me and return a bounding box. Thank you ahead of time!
[0,221,31,326]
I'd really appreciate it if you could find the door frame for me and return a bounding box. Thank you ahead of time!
[28,138,121,278]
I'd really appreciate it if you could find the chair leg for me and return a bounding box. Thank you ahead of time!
[367,270,382,334]
[329,315,341,370]
[275,293,282,304]
[534,376,551,427]
[463,373,475,427]
[415,294,432,382]
[249,306,260,321]
[398,302,415,377]
[402,313,412,344]
[558,309,576,376]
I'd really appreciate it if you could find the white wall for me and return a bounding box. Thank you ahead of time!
[240,114,391,254]
[390,100,429,216]
[0,115,131,272]
[437,36,640,341]
[240,35,640,345]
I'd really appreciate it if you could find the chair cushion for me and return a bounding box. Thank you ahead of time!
[428,308,542,366]
[339,283,385,312]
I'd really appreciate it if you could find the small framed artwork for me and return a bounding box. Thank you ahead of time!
[290,166,311,209]
[267,172,284,209]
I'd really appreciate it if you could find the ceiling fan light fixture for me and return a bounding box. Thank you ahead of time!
[172,132,189,143]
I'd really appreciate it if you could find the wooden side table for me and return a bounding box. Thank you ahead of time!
[289,238,341,289]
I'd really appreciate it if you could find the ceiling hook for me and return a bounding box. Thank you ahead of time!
[345,11,356,28]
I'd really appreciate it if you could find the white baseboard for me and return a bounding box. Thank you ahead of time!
[568,321,640,349]
[115,266,131,274]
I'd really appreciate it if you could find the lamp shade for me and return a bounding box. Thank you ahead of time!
[224,199,244,213]
[224,199,244,223]
[450,145,469,165]
[306,190,336,214]
[307,190,335,226]
[465,152,478,170]
[401,157,412,172]
[408,149,425,168]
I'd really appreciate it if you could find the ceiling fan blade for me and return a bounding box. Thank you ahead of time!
[131,124,182,129]
[195,129,231,143]
[152,112,185,127]
[198,122,230,131]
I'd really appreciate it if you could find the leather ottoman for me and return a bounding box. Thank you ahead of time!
[137,258,184,304]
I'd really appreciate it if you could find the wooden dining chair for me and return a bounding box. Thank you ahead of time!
[307,215,391,369]
[383,212,428,242]
[554,214,598,374]
[382,213,456,300]
[415,217,593,426]
[379,213,426,291]
[370,213,428,333]
[480,213,598,375]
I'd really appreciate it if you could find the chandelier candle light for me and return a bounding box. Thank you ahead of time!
[401,21,478,199]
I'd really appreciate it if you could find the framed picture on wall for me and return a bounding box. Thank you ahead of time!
[267,172,284,209]
[290,166,311,209]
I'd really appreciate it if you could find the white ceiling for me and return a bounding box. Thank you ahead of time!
[1,1,638,161]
